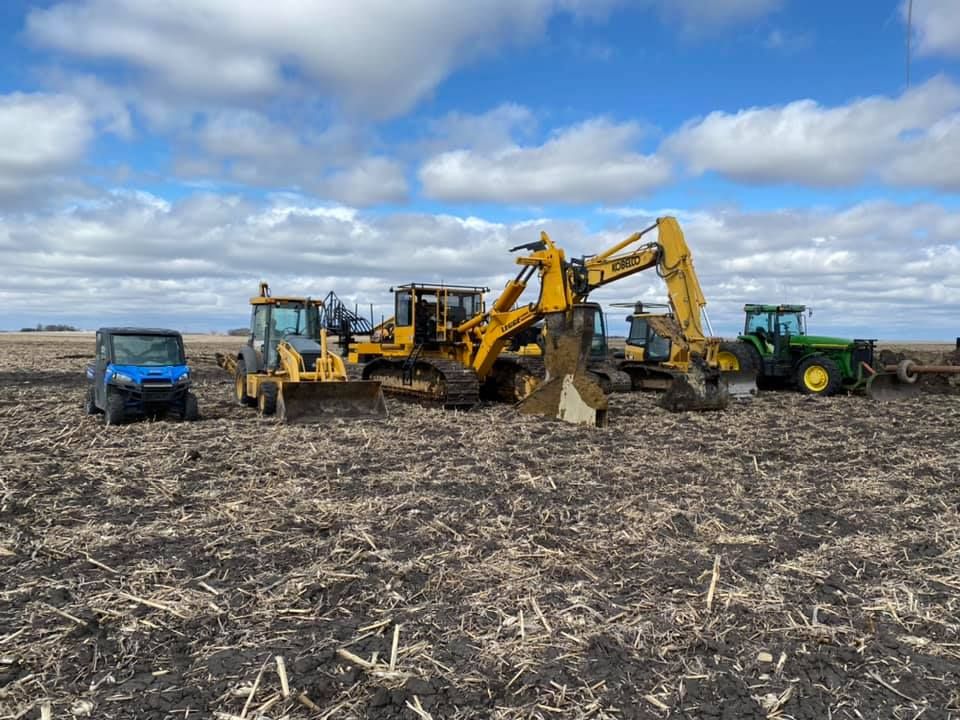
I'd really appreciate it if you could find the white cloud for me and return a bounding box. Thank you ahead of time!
[903,0,960,57]
[0,92,93,199]
[666,76,960,188]
[27,0,558,118]
[420,118,671,204]
[2,191,959,339]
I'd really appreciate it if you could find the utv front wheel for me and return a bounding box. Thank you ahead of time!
[104,390,126,425]
[796,356,842,396]
[182,392,200,421]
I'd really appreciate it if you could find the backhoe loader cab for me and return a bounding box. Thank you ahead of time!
[217,283,386,422]
[728,303,876,396]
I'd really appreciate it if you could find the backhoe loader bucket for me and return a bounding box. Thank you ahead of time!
[865,372,922,402]
[277,380,387,423]
[658,361,730,412]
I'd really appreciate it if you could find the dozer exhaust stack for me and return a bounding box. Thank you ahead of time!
[518,304,608,427]
[659,359,730,412]
[278,380,387,423]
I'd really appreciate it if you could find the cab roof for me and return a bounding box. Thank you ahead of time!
[390,283,489,294]
[744,304,807,313]
[98,327,182,337]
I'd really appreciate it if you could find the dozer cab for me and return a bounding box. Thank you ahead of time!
[217,283,386,422]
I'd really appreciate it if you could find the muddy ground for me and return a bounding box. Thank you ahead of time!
[1,335,959,720]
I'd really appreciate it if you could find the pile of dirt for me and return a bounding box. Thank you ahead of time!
[1,336,959,719]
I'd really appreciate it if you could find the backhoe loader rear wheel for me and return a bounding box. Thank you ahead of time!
[258,382,278,416]
[796,356,842,396]
[235,359,255,406]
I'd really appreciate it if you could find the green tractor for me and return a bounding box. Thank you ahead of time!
[719,304,876,396]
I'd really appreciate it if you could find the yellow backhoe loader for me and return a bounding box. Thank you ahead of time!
[216,283,386,423]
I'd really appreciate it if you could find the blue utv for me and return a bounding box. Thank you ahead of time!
[85,327,199,425]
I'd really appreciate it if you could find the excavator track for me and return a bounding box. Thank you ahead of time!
[361,358,479,408]
[587,362,633,394]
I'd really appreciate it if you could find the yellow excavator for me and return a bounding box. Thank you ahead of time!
[217,283,386,422]
[517,216,746,407]
[347,216,729,417]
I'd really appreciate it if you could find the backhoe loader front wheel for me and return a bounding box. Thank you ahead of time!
[235,359,255,407]
[257,382,278,416]
[796,356,842,396]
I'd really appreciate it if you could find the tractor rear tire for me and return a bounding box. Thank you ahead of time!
[258,382,278,416]
[104,390,126,426]
[84,386,99,415]
[717,341,760,373]
[182,392,200,421]
[235,359,255,407]
[796,356,842,396]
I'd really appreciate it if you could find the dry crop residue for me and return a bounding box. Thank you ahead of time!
[1,336,959,719]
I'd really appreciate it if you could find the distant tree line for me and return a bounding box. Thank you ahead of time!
[227,328,249,336]
[20,323,78,332]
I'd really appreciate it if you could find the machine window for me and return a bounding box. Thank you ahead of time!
[112,335,183,366]
[396,292,412,326]
[778,312,805,336]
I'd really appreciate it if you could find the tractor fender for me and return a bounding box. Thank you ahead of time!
[238,345,260,374]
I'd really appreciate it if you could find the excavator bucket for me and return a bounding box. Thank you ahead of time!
[864,372,922,402]
[518,305,608,427]
[724,370,759,400]
[658,361,730,412]
[277,380,387,423]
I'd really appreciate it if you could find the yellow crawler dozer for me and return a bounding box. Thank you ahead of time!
[216,283,386,423]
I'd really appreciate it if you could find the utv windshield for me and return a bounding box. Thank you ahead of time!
[112,334,184,366]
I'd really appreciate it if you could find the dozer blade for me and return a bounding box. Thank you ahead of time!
[658,362,730,412]
[865,372,922,402]
[277,380,387,423]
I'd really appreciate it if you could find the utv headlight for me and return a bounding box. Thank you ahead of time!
[175,370,191,383]
[112,371,136,384]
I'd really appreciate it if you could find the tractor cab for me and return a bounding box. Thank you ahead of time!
[391,284,487,347]
[743,304,807,359]
[249,282,322,371]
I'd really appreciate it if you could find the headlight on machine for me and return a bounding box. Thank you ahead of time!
[112,371,136,384]
[175,370,191,383]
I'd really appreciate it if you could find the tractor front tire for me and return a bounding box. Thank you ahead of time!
[796,356,842,396]
[182,392,200,421]
[104,390,126,426]
[257,382,278,416]
[235,360,255,407]
[84,386,99,415]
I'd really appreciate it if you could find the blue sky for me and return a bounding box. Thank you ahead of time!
[0,0,958,338]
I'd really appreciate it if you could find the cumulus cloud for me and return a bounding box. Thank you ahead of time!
[666,76,960,189]
[420,118,671,204]
[903,0,960,57]
[2,191,959,338]
[0,92,93,202]
[27,1,787,119]
[27,0,560,118]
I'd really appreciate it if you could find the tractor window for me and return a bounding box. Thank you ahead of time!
[778,312,805,336]
[745,311,771,336]
[396,292,412,326]
[111,335,183,366]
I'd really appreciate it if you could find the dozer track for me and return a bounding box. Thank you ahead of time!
[361,358,479,408]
